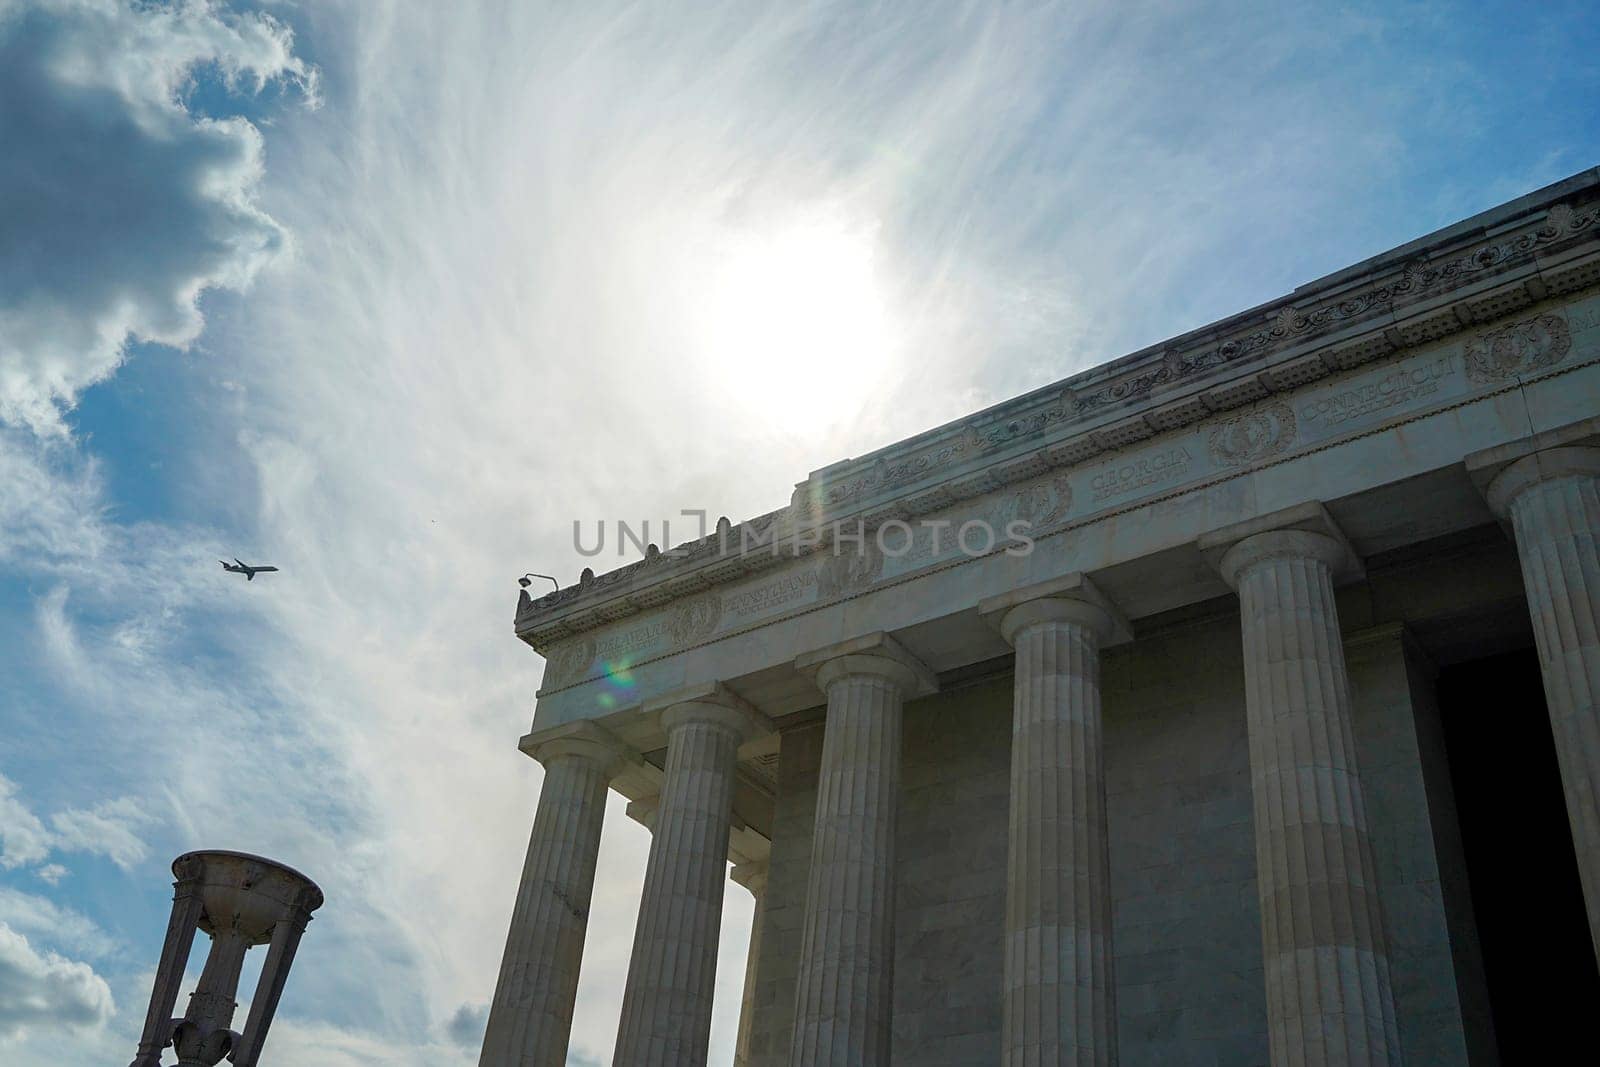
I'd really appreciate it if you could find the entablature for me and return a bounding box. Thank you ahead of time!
[528,280,1600,731]
[516,169,1600,653]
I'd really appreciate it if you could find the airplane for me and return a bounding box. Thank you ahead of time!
[220,558,279,581]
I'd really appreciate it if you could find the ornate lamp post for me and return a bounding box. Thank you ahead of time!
[128,850,323,1067]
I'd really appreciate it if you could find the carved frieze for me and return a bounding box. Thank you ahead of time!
[1088,445,1195,504]
[975,389,1078,448]
[1010,473,1074,528]
[1298,355,1457,429]
[725,571,817,618]
[544,636,597,688]
[1207,402,1298,468]
[664,592,724,647]
[813,539,885,598]
[822,432,980,508]
[1462,313,1572,385]
[803,199,1599,500]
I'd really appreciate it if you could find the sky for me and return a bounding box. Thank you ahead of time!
[0,0,1595,1063]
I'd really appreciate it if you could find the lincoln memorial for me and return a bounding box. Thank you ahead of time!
[480,168,1600,1065]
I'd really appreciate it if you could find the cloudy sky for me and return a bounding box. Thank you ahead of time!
[0,0,1595,1063]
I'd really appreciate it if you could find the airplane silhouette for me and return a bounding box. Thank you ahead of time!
[220,558,279,581]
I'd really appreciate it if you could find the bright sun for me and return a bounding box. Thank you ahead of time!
[697,214,896,427]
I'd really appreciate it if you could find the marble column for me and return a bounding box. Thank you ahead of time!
[1486,445,1600,960]
[614,685,772,1066]
[789,633,936,1067]
[1216,526,1401,1066]
[982,575,1124,1066]
[481,724,634,1067]
[732,859,770,1067]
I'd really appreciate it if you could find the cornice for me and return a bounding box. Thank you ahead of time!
[515,167,1600,650]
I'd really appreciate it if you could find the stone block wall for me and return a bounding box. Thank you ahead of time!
[1102,614,1267,1065]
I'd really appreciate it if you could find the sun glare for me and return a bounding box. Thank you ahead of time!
[697,214,897,427]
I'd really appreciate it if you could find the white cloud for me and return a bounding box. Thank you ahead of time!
[0,772,151,874]
[0,0,316,436]
[33,865,67,887]
[0,923,114,1039]
[0,886,114,959]
[50,798,153,871]
[0,429,107,565]
[0,777,52,870]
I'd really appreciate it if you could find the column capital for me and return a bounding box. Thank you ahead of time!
[978,571,1131,647]
[647,681,774,743]
[1197,499,1363,590]
[1484,446,1600,518]
[1464,413,1600,505]
[795,631,938,696]
[518,720,639,779]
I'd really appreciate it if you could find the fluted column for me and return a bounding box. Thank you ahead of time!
[1218,529,1401,1066]
[789,633,936,1067]
[615,686,772,1066]
[732,859,770,1067]
[481,725,634,1067]
[1486,446,1600,960]
[982,575,1123,1066]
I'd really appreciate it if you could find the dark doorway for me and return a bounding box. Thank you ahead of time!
[1437,648,1599,1061]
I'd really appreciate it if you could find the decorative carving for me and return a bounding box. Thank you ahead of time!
[1207,401,1298,468]
[813,539,884,598]
[544,636,597,687]
[789,484,817,518]
[1010,474,1074,529]
[1085,200,1597,407]
[975,392,1075,449]
[664,593,723,646]
[1076,364,1173,413]
[823,434,976,507]
[1462,313,1572,384]
[172,854,207,883]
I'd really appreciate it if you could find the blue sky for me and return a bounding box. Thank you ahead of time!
[0,1,1595,1064]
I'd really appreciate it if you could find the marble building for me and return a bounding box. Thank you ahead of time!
[481,168,1600,1065]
